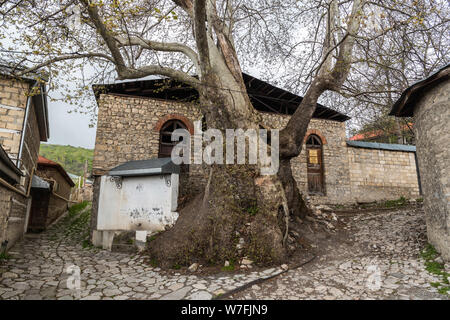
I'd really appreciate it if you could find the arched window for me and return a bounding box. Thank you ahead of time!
[306,134,325,194]
[158,120,187,158]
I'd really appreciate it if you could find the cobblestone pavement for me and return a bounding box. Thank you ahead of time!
[0,205,448,300]
[229,207,449,300]
[0,205,283,300]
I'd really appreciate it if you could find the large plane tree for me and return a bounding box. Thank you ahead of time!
[1,0,448,266]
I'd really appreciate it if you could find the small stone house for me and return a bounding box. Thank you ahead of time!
[390,64,450,260]
[91,74,421,212]
[27,156,75,231]
[0,63,50,250]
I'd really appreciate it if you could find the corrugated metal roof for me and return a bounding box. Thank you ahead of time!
[106,75,162,85]
[346,140,416,152]
[68,172,93,184]
[93,72,351,122]
[109,158,180,177]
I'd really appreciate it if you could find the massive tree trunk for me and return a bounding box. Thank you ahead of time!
[277,159,310,219]
[149,71,294,267]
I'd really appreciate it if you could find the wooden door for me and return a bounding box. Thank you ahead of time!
[306,135,324,194]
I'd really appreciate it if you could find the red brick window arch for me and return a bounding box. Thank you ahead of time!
[158,119,188,158]
[154,114,194,158]
[154,114,194,135]
[303,129,327,145]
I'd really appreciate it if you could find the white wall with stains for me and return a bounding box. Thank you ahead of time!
[97,174,179,232]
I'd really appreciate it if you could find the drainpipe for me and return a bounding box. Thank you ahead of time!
[17,82,40,168]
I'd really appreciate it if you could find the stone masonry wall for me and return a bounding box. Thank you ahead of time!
[0,184,29,250]
[259,112,352,204]
[6,192,29,248]
[21,102,41,188]
[93,94,352,205]
[0,77,42,250]
[93,94,205,198]
[93,93,422,207]
[0,78,30,162]
[413,79,450,260]
[93,94,203,175]
[347,147,420,203]
[0,185,12,247]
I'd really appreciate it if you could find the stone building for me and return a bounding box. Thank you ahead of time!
[91,74,421,224]
[0,63,50,250]
[390,64,450,260]
[27,156,75,231]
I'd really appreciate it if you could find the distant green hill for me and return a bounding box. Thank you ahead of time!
[39,144,93,177]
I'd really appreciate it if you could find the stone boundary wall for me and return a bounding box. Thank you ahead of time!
[347,146,420,203]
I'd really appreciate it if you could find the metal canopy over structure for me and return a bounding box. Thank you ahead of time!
[31,175,50,190]
[346,140,416,152]
[93,73,350,122]
[108,158,180,177]
[0,145,22,184]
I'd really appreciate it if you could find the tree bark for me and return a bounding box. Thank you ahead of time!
[277,159,310,219]
[149,77,290,267]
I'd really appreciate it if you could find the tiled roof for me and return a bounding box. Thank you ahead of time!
[37,156,75,187]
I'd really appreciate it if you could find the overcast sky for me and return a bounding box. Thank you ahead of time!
[44,97,97,149]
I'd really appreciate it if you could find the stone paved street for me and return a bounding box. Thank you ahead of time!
[0,205,283,300]
[0,204,448,300]
[229,206,449,300]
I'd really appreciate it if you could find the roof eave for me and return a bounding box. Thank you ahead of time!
[92,73,351,122]
[390,65,450,117]
[33,84,50,142]
[38,162,75,187]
